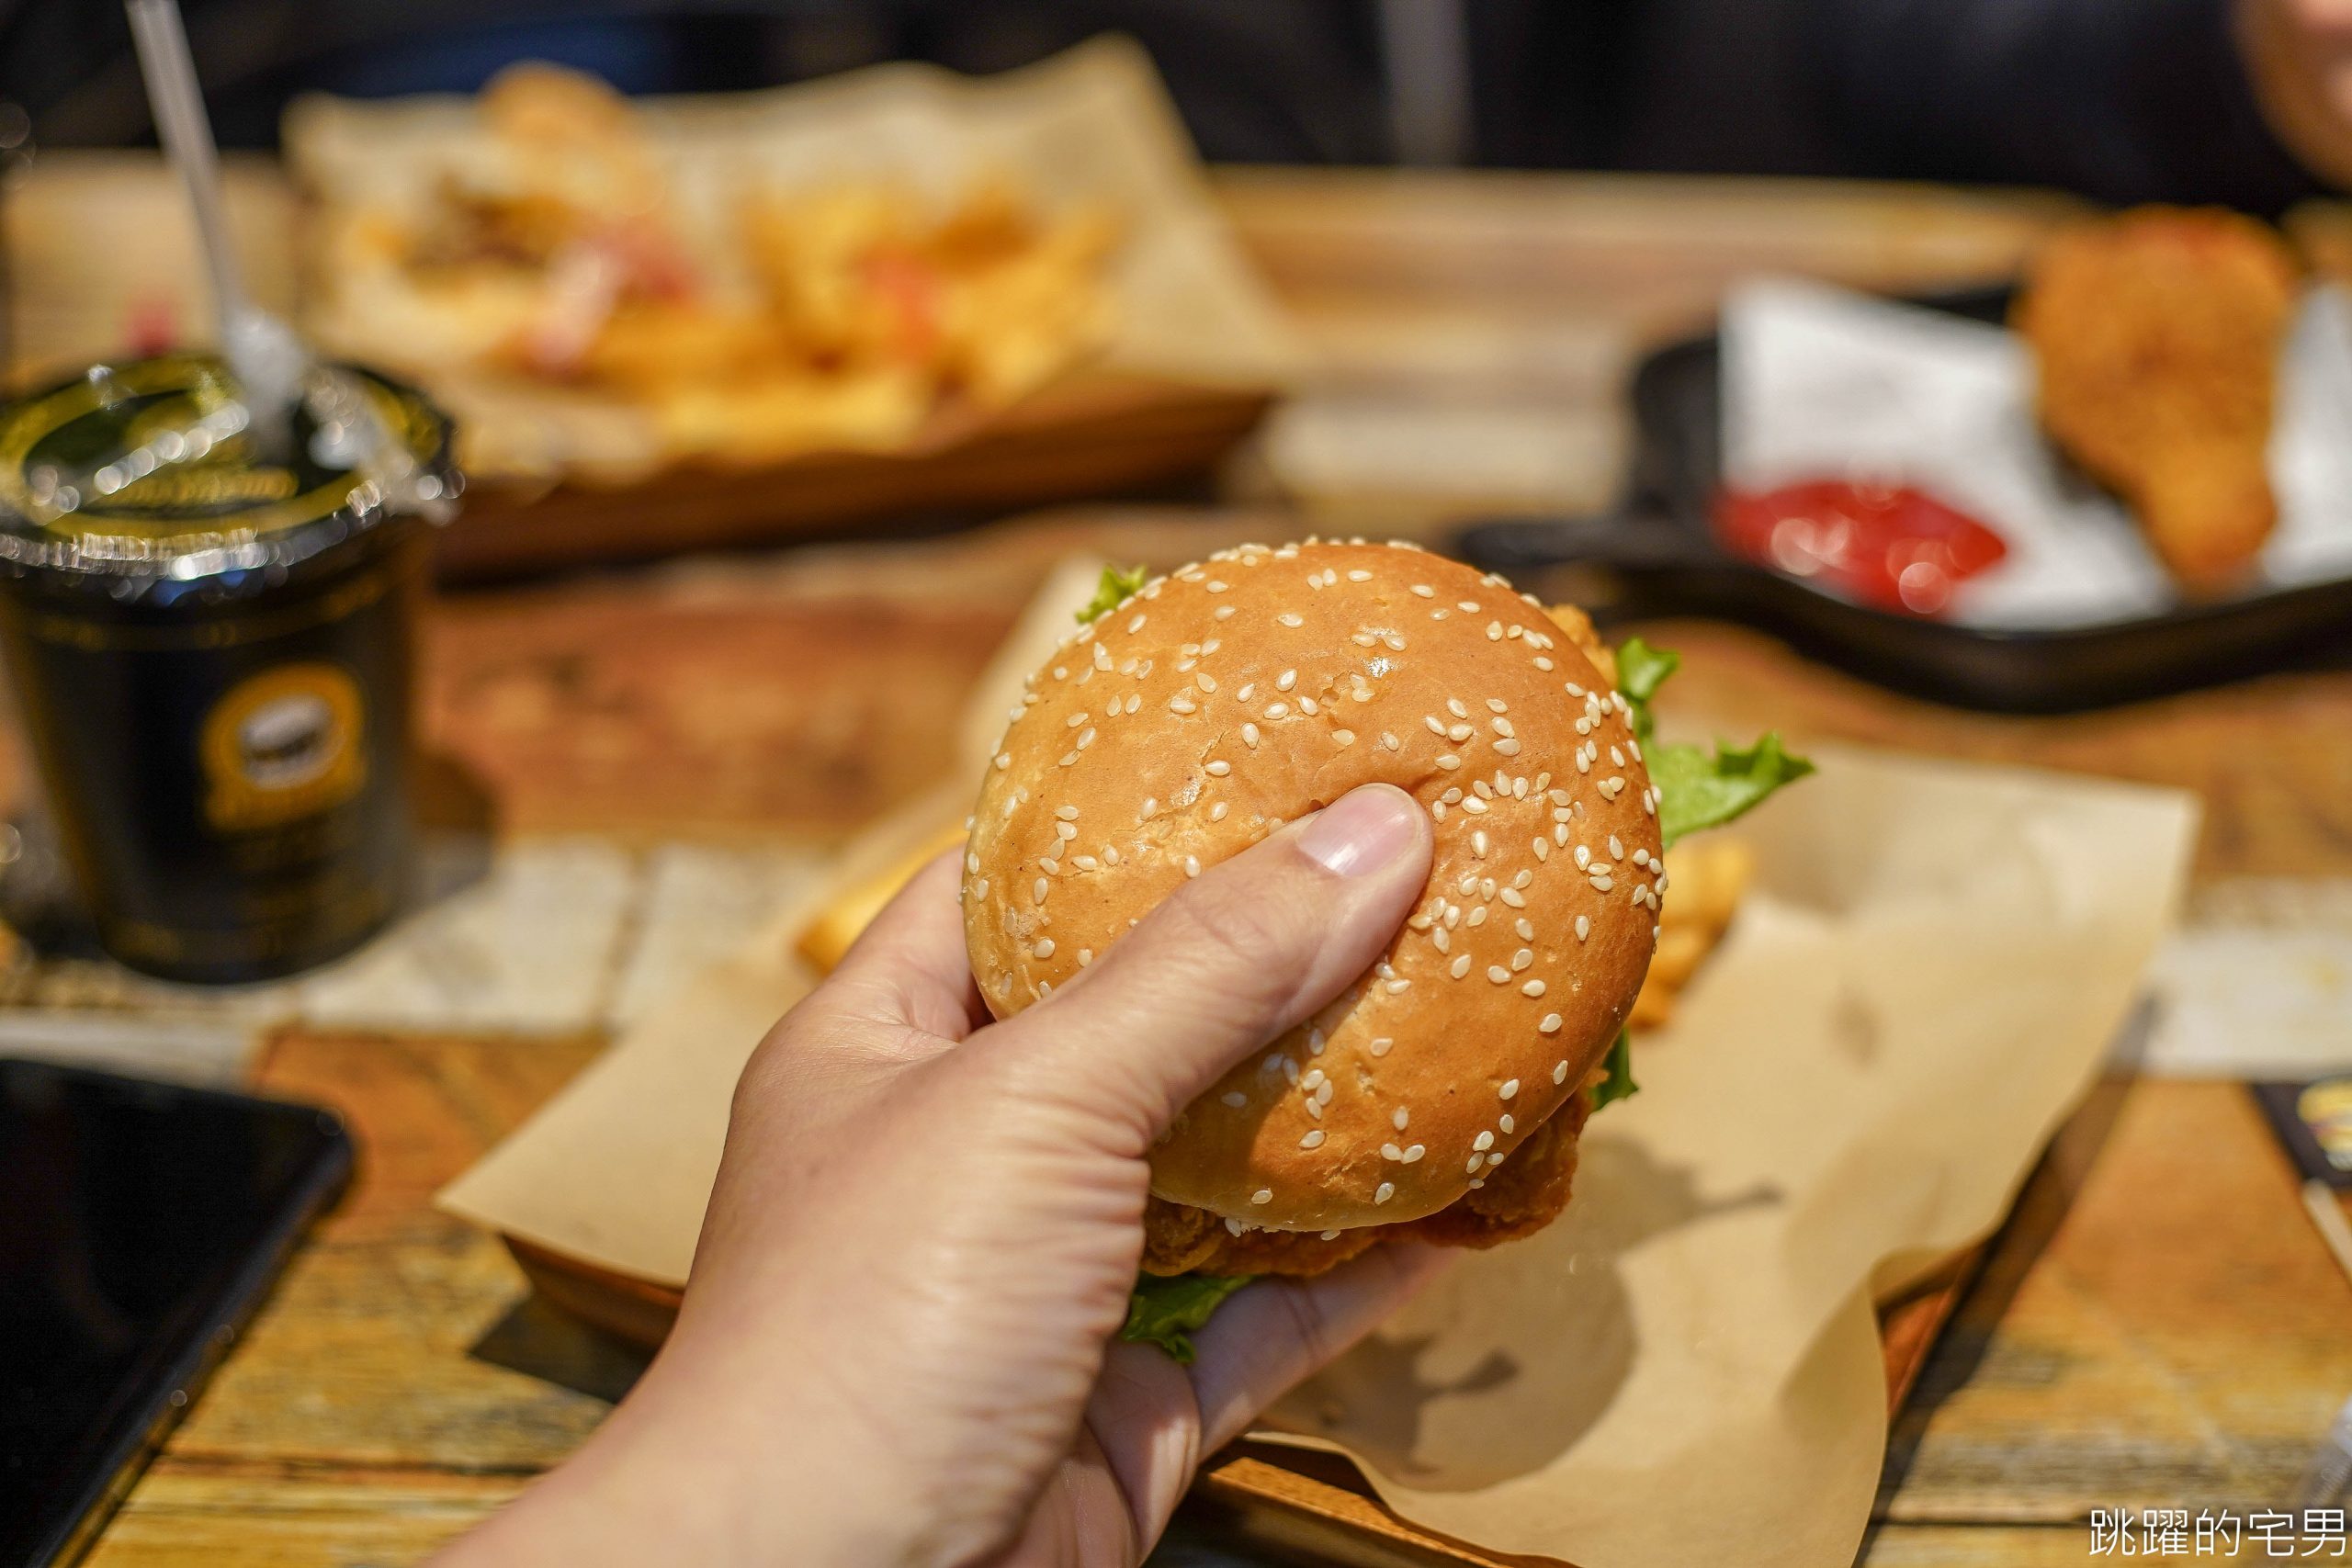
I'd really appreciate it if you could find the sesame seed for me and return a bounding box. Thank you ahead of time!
[1056,821,1078,840]
[1554,1060,1570,1084]
[1433,928,1450,953]
[1265,702,1286,718]
[1075,728,1095,750]
[1073,855,1099,871]
[1487,623,1503,641]
[1495,739,1521,755]
[1515,919,1535,940]
[1475,1131,1495,1152]
[1278,613,1303,627]
[1128,614,1147,633]
[1334,729,1356,746]
[1251,1190,1272,1205]
[1302,1068,1325,1091]
[1403,1145,1425,1162]
[1499,886,1525,908]
[1511,948,1533,971]
[1238,683,1256,703]
[973,878,989,899]
[1450,954,1472,979]
[1411,583,1434,597]
[1205,761,1231,776]
[1522,979,1547,998]
[1375,1182,1396,1204]
[1460,796,1488,816]
[1575,845,1591,869]
[1170,696,1196,715]
[1575,916,1589,941]
[996,753,1012,769]
[1306,1100,1323,1120]
[1466,906,1487,927]
[1425,716,1447,736]
[1034,939,1056,958]
[1381,731,1401,750]
[1472,830,1490,858]
[1436,754,1462,771]
[1447,698,1470,719]
[1323,1230,1340,1240]
[1034,879,1049,904]
[1487,965,1510,984]
[1183,855,1203,878]
[1534,657,1555,671]
[1467,1153,1487,1173]
[1532,839,1549,861]
[1300,1129,1326,1149]
[1243,723,1261,748]
[1078,949,1092,965]
[1196,672,1217,694]
[1393,1108,1410,1131]
[1369,1036,1394,1056]
[1277,670,1297,691]
[1210,802,1228,822]
[1223,1091,1249,1108]
[1383,1142,1404,1161]
[1347,570,1373,581]
[1208,581,1228,592]
[1592,875,1614,892]
[1500,1115,1516,1134]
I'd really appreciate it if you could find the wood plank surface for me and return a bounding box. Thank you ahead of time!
[12,154,2352,1565]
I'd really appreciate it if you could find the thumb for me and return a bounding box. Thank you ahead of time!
[1000,784,1431,1142]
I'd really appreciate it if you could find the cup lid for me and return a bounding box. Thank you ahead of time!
[0,353,457,591]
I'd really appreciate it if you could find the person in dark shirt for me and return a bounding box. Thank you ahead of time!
[4,0,2351,213]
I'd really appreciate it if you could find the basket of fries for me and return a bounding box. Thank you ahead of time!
[285,40,1299,576]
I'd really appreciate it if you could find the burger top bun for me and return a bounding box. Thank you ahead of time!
[962,541,1661,1232]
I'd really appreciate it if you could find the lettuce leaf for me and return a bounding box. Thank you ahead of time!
[1591,1025,1638,1110]
[1651,732,1815,850]
[1121,1272,1253,1364]
[1613,636,1679,743]
[1077,563,1150,626]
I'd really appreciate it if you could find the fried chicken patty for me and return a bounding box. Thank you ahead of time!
[1140,1089,1591,1278]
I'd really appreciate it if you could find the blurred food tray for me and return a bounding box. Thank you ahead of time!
[1459,287,2352,714]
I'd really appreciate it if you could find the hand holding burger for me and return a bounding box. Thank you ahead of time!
[434,541,1804,1565]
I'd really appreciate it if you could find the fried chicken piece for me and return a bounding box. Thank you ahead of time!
[1141,1091,1590,1278]
[2014,208,2299,593]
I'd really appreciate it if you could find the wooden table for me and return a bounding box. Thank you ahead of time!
[6,159,2349,1565]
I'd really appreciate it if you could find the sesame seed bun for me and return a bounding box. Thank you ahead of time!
[961,541,1661,1232]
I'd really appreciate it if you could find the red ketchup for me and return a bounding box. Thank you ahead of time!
[1713,480,2007,616]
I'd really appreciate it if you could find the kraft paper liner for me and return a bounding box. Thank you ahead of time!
[285,39,1304,485]
[439,561,2199,1566]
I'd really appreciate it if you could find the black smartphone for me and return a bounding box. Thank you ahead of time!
[0,1058,353,1566]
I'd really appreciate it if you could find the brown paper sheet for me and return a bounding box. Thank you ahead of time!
[1261,742,2198,1567]
[284,39,1301,483]
[439,565,2198,1565]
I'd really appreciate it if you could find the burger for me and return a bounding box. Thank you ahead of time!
[959,540,1808,1358]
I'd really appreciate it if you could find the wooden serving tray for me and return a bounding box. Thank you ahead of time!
[435,374,1273,581]
[503,1234,1980,1566]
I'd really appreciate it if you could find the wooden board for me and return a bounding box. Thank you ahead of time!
[501,1231,1984,1567]
[435,377,1273,581]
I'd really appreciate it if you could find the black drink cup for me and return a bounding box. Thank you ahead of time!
[0,354,456,983]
